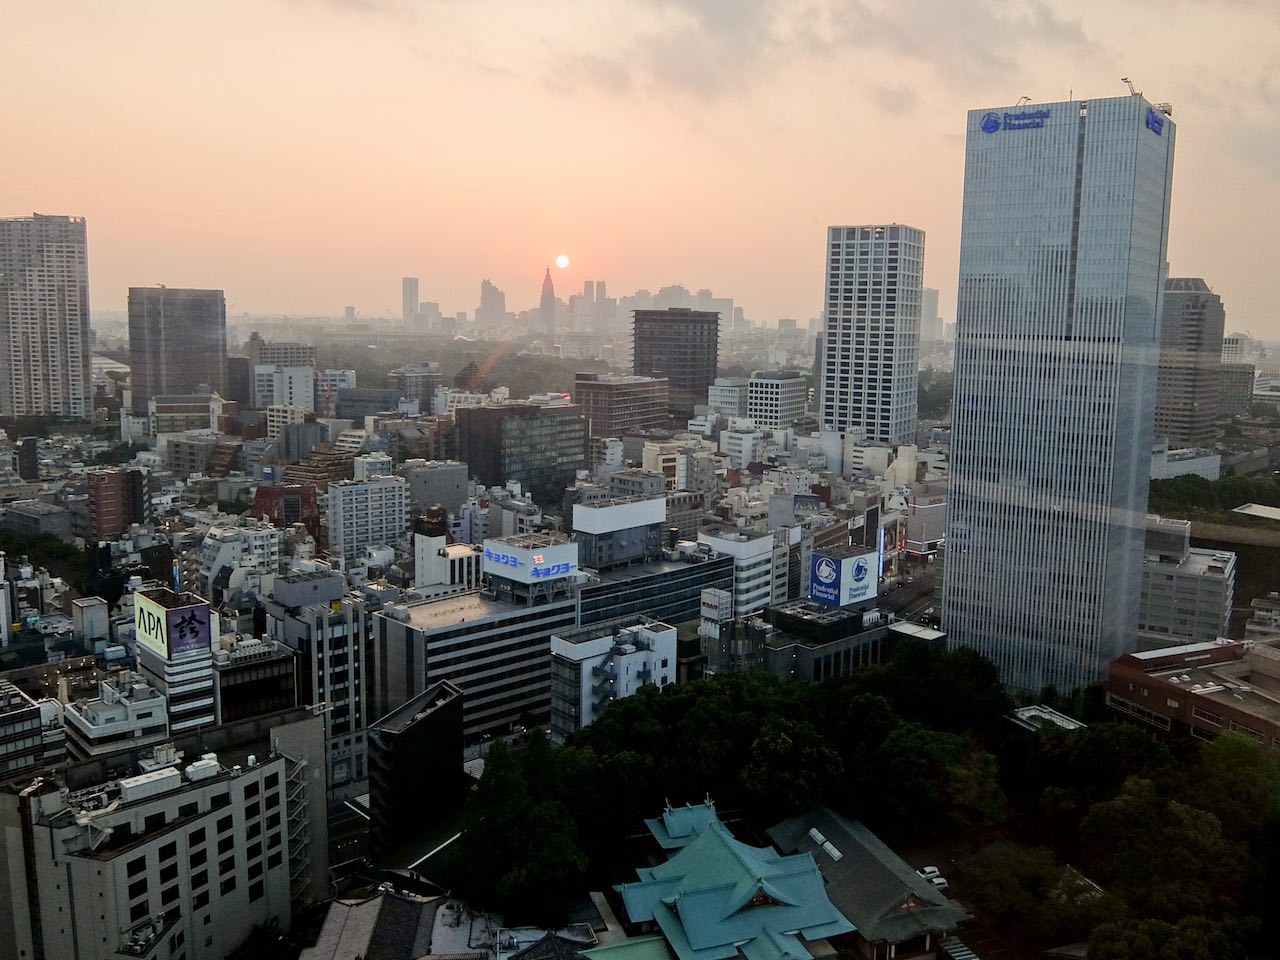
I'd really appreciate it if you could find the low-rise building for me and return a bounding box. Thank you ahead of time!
[62,670,170,760]
[550,618,677,744]
[1138,516,1235,646]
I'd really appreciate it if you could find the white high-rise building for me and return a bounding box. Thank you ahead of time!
[0,214,92,418]
[326,476,408,565]
[818,224,923,444]
[920,288,943,342]
[254,364,315,412]
[943,95,1176,692]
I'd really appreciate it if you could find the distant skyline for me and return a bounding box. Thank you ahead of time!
[4,1,1277,336]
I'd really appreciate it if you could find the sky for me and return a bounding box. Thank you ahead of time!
[4,0,1277,335]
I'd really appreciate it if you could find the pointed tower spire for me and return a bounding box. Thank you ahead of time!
[540,266,557,333]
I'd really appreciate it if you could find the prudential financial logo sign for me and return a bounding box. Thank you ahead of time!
[810,552,879,607]
[981,108,1051,133]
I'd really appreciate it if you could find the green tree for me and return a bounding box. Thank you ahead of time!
[1176,733,1280,841]
[738,716,843,820]
[1081,778,1246,920]
[1088,915,1261,960]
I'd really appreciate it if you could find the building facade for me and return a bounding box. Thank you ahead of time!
[632,308,720,420]
[818,224,924,444]
[325,476,408,566]
[128,287,227,416]
[574,372,670,437]
[455,403,587,507]
[747,370,808,428]
[943,95,1176,692]
[1154,278,1224,447]
[1137,516,1234,647]
[0,214,92,419]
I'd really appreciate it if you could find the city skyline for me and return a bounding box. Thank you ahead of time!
[2,1,1277,335]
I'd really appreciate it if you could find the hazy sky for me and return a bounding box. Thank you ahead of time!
[4,0,1277,335]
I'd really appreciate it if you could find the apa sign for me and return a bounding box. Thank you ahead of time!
[810,551,879,607]
[135,591,212,659]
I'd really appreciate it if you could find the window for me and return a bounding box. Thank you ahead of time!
[159,841,177,861]
[220,877,237,895]
[249,880,264,903]
[188,828,206,847]
[193,891,209,911]
[217,836,235,855]
[217,815,233,834]
[190,848,207,867]
[220,856,235,876]
[191,870,208,889]
[160,864,178,884]
[128,878,148,901]
[127,856,146,878]
[130,901,150,923]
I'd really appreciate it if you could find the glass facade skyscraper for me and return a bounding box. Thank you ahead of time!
[943,95,1176,692]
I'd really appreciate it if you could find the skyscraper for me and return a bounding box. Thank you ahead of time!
[0,214,92,419]
[128,286,227,415]
[633,307,720,420]
[944,95,1176,692]
[1154,278,1224,448]
[540,266,557,332]
[818,224,924,444]
[402,276,419,325]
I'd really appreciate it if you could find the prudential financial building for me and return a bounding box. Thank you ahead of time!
[943,94,1176,693]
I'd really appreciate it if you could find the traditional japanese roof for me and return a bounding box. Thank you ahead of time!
[766,808,969,946]
[617,816,854,960]
[644,801,721,849]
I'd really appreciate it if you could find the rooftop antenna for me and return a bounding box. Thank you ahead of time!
[1016,96,1032,106]
[1121,77,1138,96]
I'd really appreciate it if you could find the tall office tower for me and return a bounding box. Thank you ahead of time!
[128,286,227,415]
[475,278,507,328]
[1154,278,1225,448]
[0,214,92,419]
[818,224,924,444]
[402,276,419,325]
[944,95,1176,692]
[540,266,557,332]
[633,307,720,420]
[920,287,943,342]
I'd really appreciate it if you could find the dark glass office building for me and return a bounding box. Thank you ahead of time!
[128,287,227,415]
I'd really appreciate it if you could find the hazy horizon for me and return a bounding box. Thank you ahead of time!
[5,0,1277,335]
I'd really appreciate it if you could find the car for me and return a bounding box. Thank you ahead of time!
[929,876,950,892]
[917,866,941,880]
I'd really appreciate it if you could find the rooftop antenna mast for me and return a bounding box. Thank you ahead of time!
[1121,77,1138,96]
[1016,96,1032,106]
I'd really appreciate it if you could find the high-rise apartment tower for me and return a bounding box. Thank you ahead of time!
[943,95,1176,692]
[818,225,923,444]
[0,214,92,418]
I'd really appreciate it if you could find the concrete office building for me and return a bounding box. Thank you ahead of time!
[1220,362,1255,419]
[398,458,469,514]
[0,214,92,419]
[698,527,789,617]
[1,499,73,542]
[196,521,284,599]
[211,635,299,726]
[264,571,372,797]
[550,618,677,744]
[748,370,808,428]
[0,710,328,960]
[1138,516,1235,647]
[128,287,227,416]
[456,402,587,508]
[253,365,314,412]
[920,287,943,342]
[574,372,670,438]
[633,308,720,420]
[246,332,316,370]
[62,670,170,760]
[387,364,444,404]
[707,377,749,418]
[326,475,408,566]
[944,94,1176,692]
[1154,278,1225,448]
[371,533,580,740]
[578,546,734,629]
[818,224,924,444]
[0,680,60,778]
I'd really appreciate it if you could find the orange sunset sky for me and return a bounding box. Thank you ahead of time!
[4,0,1277,335]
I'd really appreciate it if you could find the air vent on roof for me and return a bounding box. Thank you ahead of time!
[808,827,827,845]
[821,841,844,861]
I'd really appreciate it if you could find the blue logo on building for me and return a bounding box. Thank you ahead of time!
[983,108,1050,133]
[1146,107,1165,135]
[815,557,838,585]
[810,555,841,606]
[852,558,869,583]
[981,112,1001,133]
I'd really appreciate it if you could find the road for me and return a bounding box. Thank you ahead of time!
[881,566,940,624]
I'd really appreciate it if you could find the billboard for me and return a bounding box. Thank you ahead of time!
[135,591,212,660]
[481,539,579,585]
[810,551,879,607]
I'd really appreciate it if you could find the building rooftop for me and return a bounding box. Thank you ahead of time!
[553,618,675,647]
[371,680,464,735]
[400,591,509,630]
[1234,503,1280,522]
[491,532,573,550]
